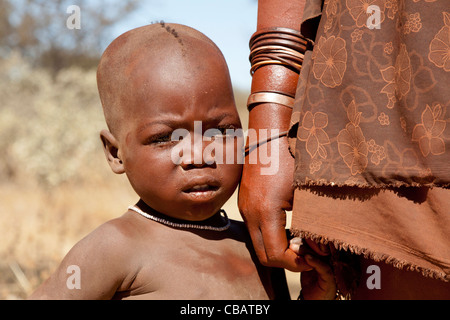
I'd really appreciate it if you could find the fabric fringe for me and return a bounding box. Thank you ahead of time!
[291,229,450,283]
[293,179,450,191]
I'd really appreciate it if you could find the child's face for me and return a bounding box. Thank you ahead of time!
[116,48,242,221]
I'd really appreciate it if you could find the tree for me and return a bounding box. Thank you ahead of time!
[0,0,140,74]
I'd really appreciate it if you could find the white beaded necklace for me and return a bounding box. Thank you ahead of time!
[128,205,230,231]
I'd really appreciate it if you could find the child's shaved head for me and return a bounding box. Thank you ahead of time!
[97,23,229,137]
[97,22,241,222]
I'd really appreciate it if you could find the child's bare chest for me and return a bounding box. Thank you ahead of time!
[117,229,271,299]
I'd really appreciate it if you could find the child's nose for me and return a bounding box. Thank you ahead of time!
[179,132,215,169]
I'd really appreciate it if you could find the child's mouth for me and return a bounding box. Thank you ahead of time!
[182,181,220,201]
[183,184,219,193]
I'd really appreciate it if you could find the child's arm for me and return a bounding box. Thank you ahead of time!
[299,254,337,300]
[29,219,135,299]
[290,238,337,300]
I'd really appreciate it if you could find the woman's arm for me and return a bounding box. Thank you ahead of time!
[238,0,309,272]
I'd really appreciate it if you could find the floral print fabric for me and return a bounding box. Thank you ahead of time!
[291,0,450,188]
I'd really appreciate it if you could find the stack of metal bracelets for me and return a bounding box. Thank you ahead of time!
[245,27,308,154]
[249,27,307,76]
[247,27,307,112]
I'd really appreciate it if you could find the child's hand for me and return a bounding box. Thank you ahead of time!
[289,237,337,300]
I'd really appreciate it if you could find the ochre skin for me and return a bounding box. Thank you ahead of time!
[239,0,311,273]
[27,23,284,300]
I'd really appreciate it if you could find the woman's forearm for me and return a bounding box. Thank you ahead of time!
[248,0,306,133]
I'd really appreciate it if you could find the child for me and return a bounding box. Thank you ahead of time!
[29,23,335,300]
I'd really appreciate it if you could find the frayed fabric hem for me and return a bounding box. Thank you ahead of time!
[291,229,450,283]
[293,179,450,190]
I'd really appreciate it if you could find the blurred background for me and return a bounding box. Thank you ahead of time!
[0,0,299,299]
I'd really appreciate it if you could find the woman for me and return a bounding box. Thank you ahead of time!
[239,0,450,299]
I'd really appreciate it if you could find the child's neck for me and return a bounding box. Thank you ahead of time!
[129,200,230,231]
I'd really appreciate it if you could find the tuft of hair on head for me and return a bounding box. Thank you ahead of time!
[157,20,182,45]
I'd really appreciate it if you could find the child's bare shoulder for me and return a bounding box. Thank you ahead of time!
[29,211,151,299]
[95,211,144,241]
[63,212,142,265]
[78,210,158,254]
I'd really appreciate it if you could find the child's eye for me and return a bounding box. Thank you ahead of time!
[145,133,174,145]
[217,126,231,135]
[207,125,239,139]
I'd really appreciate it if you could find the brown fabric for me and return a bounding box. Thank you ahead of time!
[289,0,450,284]
[290,0,450,188]
[292,187,450,282]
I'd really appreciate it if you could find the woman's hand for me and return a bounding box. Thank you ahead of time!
[239,137,312,272]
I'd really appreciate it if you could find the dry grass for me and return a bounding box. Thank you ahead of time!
[0,175,137,299]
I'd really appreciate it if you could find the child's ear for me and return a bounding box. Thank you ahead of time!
[100,129,125,174]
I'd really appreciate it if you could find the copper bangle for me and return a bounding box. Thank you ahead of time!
[251,32,307,46]
[250,55,302,75]
[250,60,286,75]
[252,56,302,74]
[250,45,304,75]
[251,38,307,54]
[247,92,295,111]
[250,52,304,66]
[251,55,303,69]
[250,27,306,46]
[250,45,305,60]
